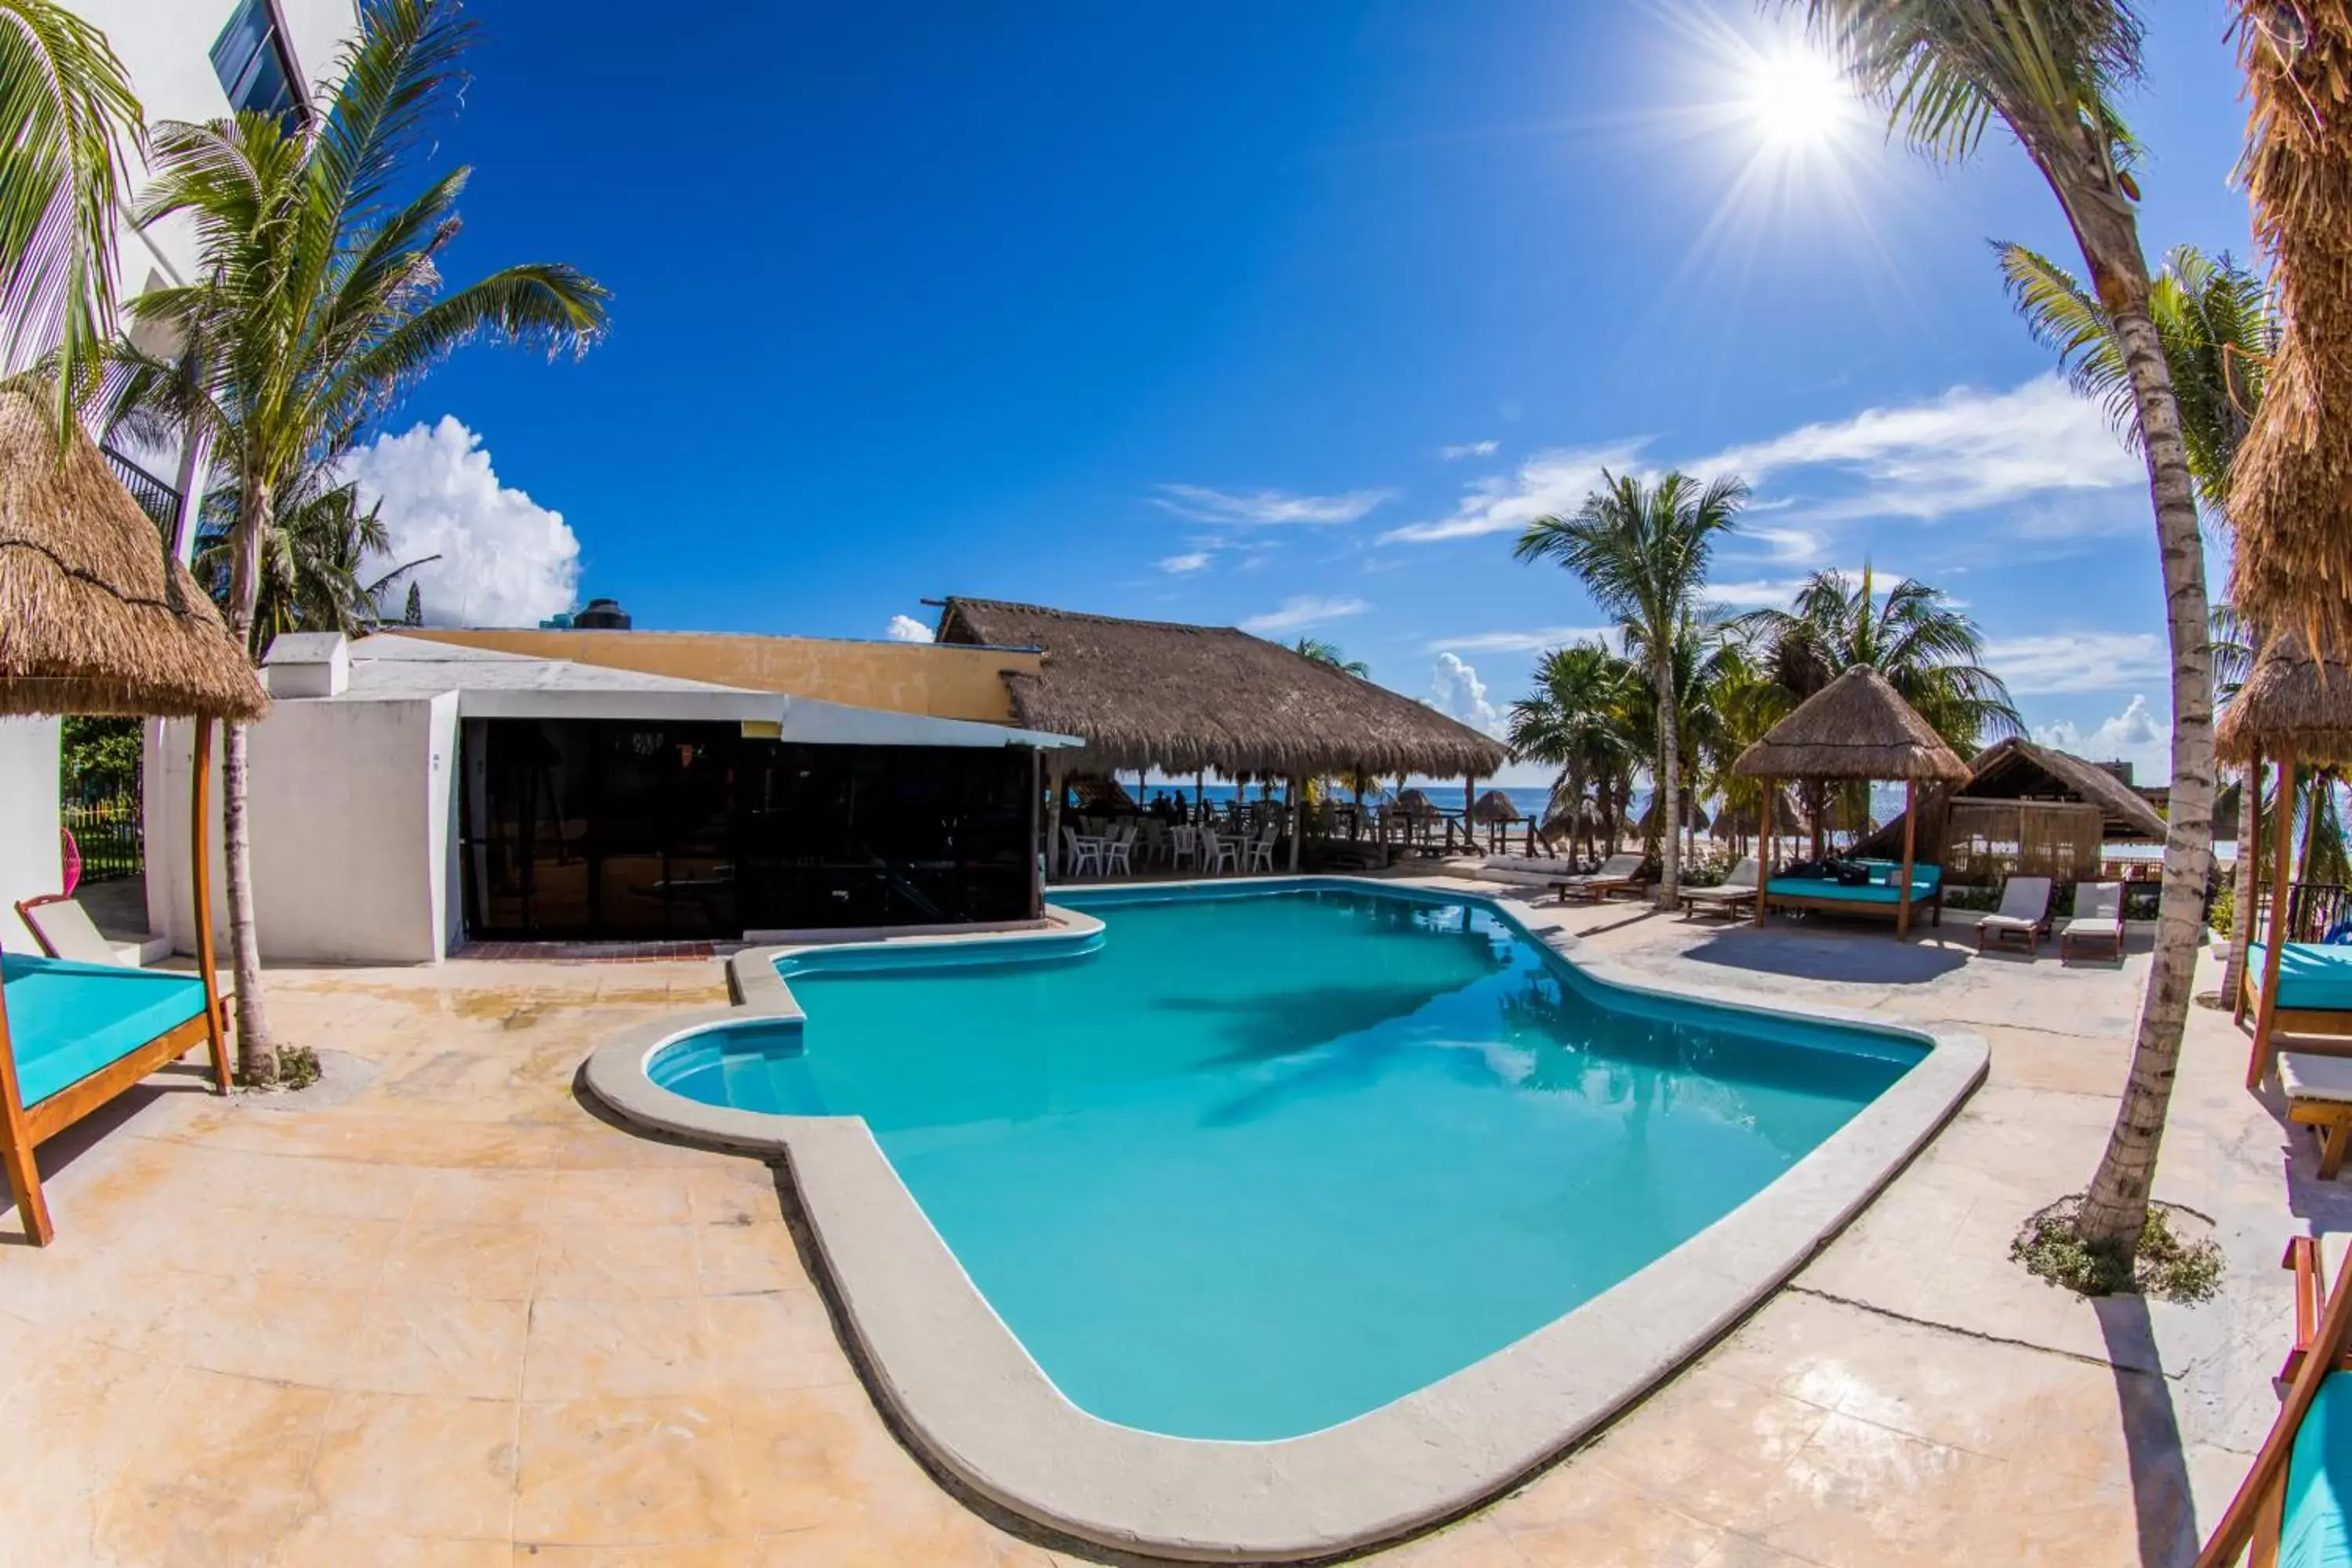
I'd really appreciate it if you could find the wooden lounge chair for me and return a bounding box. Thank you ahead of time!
[2241,941,2352,1090]
[2056,880,2125,961]
[2283,1054,2352,1181]
[1973,875,2054,956]
[18,892,233,1027]
[2198,1230,2352,1567]
[1680,858,1761,920]
[2,952,230,1244]
[1553,852,1644,904]
[1762,860,1945,929]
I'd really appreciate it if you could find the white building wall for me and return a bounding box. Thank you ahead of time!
[148,693,459,965]
[0,719,64,952]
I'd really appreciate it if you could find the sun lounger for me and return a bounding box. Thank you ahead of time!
[1763,861,1944,927]
[2241,942,2352,1089]
[2198,1232,2352,1568]
[1680,858,1760,920]
[17,893,232,1022]
[1973,875,2054,956]
[2284,1054,2352,1181]
[1553,853,1645,904]
[2056,880,2125,961]
[1472,851,1570,889]
[2,952,230,1244]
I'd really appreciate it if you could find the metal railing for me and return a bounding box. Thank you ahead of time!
[62,792,143,883]
[100,444,181,535]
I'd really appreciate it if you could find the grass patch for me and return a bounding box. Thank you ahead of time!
[2009,1195,2223,1302]
[237,1044,323,1092]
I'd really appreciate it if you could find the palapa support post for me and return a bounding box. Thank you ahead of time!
[192,718,230,1090]
[1896,778,1917,940]
[1755,779,1774,928]
[1288,776,1303,872]
[2254,742,2299,1089]
[2239,743,2266,1028]
[1044,758,1065,880]
[0,974,47,1244]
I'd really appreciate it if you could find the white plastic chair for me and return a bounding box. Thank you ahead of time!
[1061,826,1102,878]
[1200,828,1236,874]
[1171,825,1196,869]
[1104,823,1136,877]
[1247,824,1278,873]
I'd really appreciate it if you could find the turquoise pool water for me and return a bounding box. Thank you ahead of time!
[652,884,1922,1440]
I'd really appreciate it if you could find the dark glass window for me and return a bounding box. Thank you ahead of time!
[210,0,303,128]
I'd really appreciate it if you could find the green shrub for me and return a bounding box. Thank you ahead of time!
[2009,1195,2223,1301]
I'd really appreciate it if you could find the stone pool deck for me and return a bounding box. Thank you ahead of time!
[1,887,2333,1566]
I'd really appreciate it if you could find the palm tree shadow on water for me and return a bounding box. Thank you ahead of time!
[2092,1291,2201,1567]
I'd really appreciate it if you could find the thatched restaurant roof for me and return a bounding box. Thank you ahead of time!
[1732,666,1969,784]
[2216,633,2352,768]
[935,597,1508,779]
[1853,736,2169,862]
[0,383,266,720]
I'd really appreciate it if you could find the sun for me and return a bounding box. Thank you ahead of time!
[1742,47,1851,148]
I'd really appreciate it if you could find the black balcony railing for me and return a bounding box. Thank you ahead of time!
[100,444,181,535]
[2252,881,2352,942]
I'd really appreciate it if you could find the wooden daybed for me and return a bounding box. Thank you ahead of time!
[2241,942,2352,1091]
[1764,861,1945,927]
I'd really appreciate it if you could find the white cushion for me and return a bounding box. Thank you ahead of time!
[2281,1051,2352,1105]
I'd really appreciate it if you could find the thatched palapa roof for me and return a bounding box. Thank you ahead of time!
[1469,789,1519,823]
[2228,2,2352,655]
[2216,633,2352,767]
[1853,736,2169,862]
[935,597,1508,778]
[1731,666,1969,783]
[0,383,266,720]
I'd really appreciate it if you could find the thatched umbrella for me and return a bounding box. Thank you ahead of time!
[0,380,264,1243]
[2216,632,2352,1074]
[1392,787,1439,818]
[1469,787,1519,851]
[2228,5,2352,655]
[1635,788,1711,837]
[1733,666,1969,936]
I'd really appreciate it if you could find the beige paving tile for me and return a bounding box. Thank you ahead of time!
[342,1293,533,1400]
[684,1160,784,1225]
[722,1382,932,1534]
[411,1167,557,1224]
[540,1167,695,1225]
[523,1294,711,1401]
[309,1392,521,1540]
[1480,1460,1724,1566]
[536,1220,701,1299]
[249,1207,405,1290]
[162,1272,376,1387]
[382,1218,546,1300]
[272,1522,512,1566]
[1356,1516,1540,1565]
[514,1395,748,1546]
[702,1289,857,1391]
[94,1367,335,1567]
[693,1218,811,1295]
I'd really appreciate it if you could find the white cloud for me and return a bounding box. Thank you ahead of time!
[345,416,579,627]
[1985,632,2169,695]
[884,614,934,643]
[1157,551,1210,574]
[1746,526,1824,562]
[1381,441,1649,544]
[1704,577,1816,608]
[2035,695,2169,782]
[1439,439,1500,460]
[1430,652,1502,735]
[1155,483,1392,526]
[1423,626,1613,654]
[1691,374,2142,520]
[1240,595,1370,634]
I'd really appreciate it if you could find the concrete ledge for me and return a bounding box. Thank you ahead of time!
[583,877,1987,1563]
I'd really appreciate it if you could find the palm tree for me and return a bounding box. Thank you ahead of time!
[1291,637,1371,677]
[1785,0,2217,1276]
[1506,641,1640,861]
[0,0,141,426]
[107,0,609,1083]
[2002,245,2279,1006]
[195,474,436,652]
[1515,470,1748,908]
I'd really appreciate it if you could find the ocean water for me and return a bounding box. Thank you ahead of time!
[655,885,1920,1439]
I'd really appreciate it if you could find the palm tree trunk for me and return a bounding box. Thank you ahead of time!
[1656,657,1680,909]
[2075,295,2217,1258]
[223,473,277,1086]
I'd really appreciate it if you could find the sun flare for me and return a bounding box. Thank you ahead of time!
[1743,47,1850,148]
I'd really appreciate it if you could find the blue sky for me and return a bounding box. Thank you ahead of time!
[363,0,2256,786]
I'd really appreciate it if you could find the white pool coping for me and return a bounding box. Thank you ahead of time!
[583,876,1987,1563]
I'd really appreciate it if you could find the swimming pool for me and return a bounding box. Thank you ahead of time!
[648,882,1924,1441]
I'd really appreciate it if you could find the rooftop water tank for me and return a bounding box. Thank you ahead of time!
[573,597,632,630]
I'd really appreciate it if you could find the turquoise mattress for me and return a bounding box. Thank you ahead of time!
[2285,1370,2352,1567]
[2251,944,2352,1014]
[2,953,208,1109]
[1769,862,1943,907]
